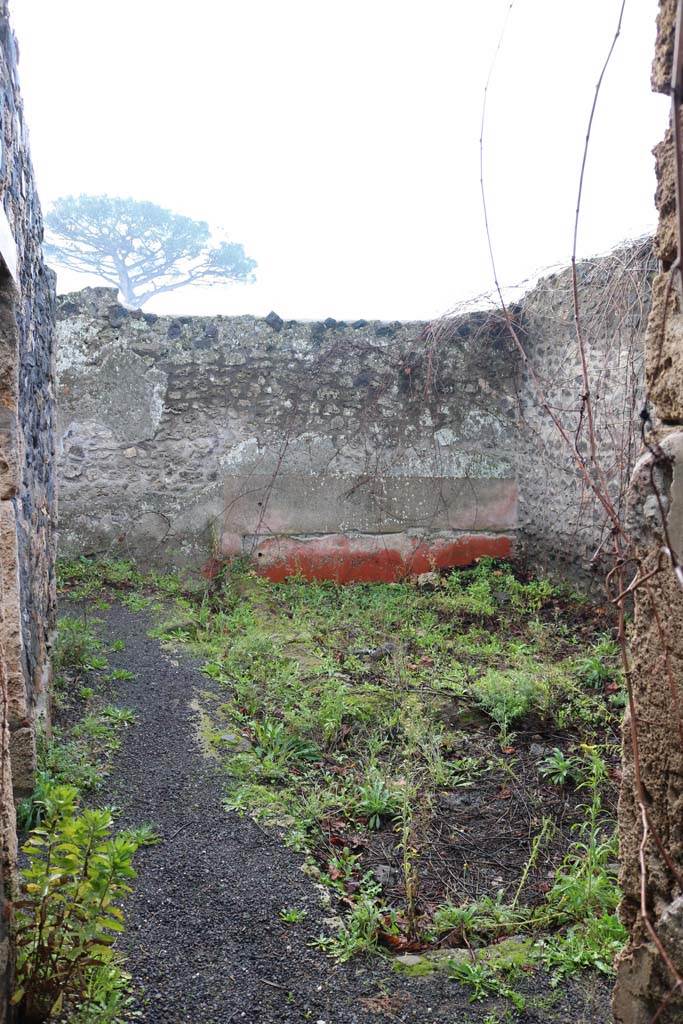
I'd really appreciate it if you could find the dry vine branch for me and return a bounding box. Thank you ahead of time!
[478,1,683,1019]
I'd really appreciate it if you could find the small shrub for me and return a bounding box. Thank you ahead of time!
[472,668,548,743]
[13,785,140,1023]
[53,617,102,674]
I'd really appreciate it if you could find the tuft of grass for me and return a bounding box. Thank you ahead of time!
[107,668,135,683]
[472,668,549,745]
[278,907,308,924]
[354,770,404,830]
[313,879,385,961]
[53,617,104,675]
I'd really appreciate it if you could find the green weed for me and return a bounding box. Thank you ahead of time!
[279,907,308,924]
[120,593,152,612]
[354,770,404,830]
[126,554,622,987]
[539,913,627,983]
[447,960,525,1009]
[13,785,142,1022]
[472,668,548,744]
[107,668,135,683]
[53,617,104,675]
[538,748,578,786]
[314,879,384,961]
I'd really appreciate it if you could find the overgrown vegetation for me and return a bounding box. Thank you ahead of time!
[14,787,147,1024]
[14,600,153,1023]
[54,555,626,1012]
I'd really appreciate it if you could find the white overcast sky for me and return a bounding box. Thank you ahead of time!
[11,0,668,320]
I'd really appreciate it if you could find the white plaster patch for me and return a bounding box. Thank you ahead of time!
[219,437,261,469]
[55,319,92,373]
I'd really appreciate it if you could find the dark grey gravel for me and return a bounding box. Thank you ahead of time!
[93,602,613,1024]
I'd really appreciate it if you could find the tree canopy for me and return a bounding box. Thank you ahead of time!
[44,195,257,308]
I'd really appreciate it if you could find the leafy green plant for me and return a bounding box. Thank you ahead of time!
[320,847,361,891]
[538,748,578,786]
[431,903,478,941]
[355,770,403,830]
[443,573,495,617]
[101,706,136,727]
[19,707,142,838]
[448,756,486,787]
[314,879,384,961]
[68,964,139,1024]
[545,748,618,922]
[13,784,140,1023]
[107,669,135,683]
[447,959,525,1009]
[16,770,56,832]
[539,913,627,983]
[278,907,308,924]
[120,593,152,612]
[430,894,524,943]
[121,823,161,848]
[250,718,320,779]
[575,635,620,689]
[56,557,144,600]
[47,742,104,789]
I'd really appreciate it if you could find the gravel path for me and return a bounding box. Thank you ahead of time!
[95,602,612,1024]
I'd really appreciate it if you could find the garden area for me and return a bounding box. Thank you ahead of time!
[13,556,627,1022]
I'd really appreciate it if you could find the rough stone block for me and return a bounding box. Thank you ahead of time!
[9,726,36,798]
[645,274,683,422]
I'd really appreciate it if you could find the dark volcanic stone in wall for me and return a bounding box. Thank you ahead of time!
[55,291,520,571]
[55,243,651,587]
[0,3,56,1019]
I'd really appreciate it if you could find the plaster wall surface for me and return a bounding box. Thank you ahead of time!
[56,245,649,586]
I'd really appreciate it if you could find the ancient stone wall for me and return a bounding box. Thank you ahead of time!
[613,1,683,1020]
[56,245,650,585]
[0,3,56,1018]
